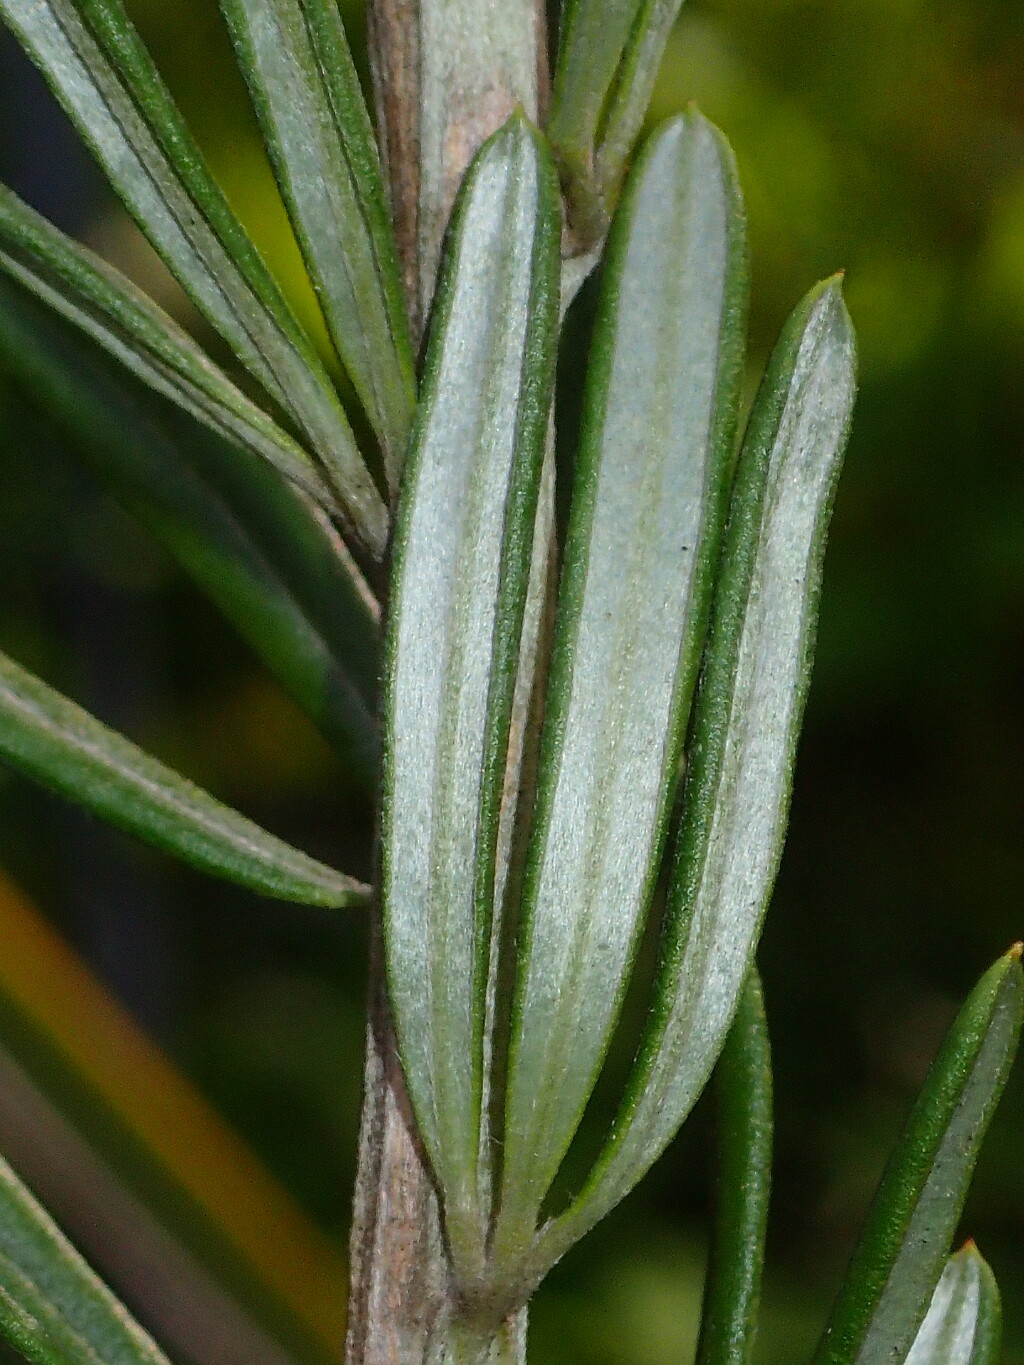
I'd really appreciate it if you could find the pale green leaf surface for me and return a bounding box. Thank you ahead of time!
[0,0,387,553]
[0,182,334,511]
[528,277,856,1279]
[382,117,560,1279]
[0,275,380,775]
[218,0,415,486]
[0,1152,171,1365]
[905,1246,1001,1365]
[694,969,772,1365]
[548,0,686,241]
[0,647,368,907]
[813,949,1023,1365]
[496,112,747,1266]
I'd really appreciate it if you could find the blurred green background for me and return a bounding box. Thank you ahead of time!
[2,1,1024,1362]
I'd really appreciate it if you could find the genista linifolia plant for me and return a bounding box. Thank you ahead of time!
[0,1,1019,1363]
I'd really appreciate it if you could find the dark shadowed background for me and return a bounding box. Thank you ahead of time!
[1,2,1023,1362]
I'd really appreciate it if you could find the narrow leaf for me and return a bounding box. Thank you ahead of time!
[812,948,1023,1365]
[219,0,416,488]
[905,1245,1002,1365]
[0,273,380,775]
[0,647,368,908]
[0,1151,171,1365]
[529,275,856,1279]
[480,435,558,1214]
[495,112,747,1267]
[0,0,388,553]
[695,969,772,1365]
[0,182,335,511]
[382,116,560,1280]
[548,0,687,243]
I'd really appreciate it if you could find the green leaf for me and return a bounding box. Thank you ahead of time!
[0,647,368,908]
[0,0,388,554]
[495,112,747,1271]
[527,275,856,1281]
[218,0,416,488]
[0,182,335,512]
[479,436,558,1221]
[0,1151,173,1365]
[905,1245,1002,1365]
[548,0,687,243]
[694,969,772,1365]
[382,116,560,1282]
[812,948,1023,1365]
[0,273,380,775]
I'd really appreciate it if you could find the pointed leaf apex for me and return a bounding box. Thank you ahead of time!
[492,110,540,151]
[813,272,851,310]
[805,278,856,363]
[1008,941,1023,961]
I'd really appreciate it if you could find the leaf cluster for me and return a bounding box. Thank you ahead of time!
[0,2,1019,1364]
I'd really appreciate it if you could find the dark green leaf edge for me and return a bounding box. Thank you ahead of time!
[0,1153,171,1365]
[494,110,748,1271]
[0,275,380,777]
[0,647,369,908]
[593,2,688,215]
[0,182,336,513]
[812,947,1023,1365]
[478,436,559,1223]
[219,0,416,490]
[525,276,856,1282]
[966,1247,1003,1365]
[548,0,686,243]
[548,0,646,171]
[381,115,561,1281]
[694,968,772,1365]
[0,0,388,555]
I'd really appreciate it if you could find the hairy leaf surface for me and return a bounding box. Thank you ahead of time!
[497,112,747,1264]
[529,276,856,1277]
[382,116,560,1279]
[905,1246,1001,1365]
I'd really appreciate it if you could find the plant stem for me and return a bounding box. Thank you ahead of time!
[346,4,547,1361]
[366,0,548,337]
[435,1310,529,1365]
